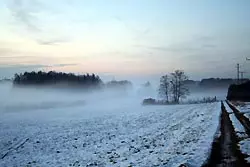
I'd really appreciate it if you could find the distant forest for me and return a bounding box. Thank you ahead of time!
[10,71,249,90]
[106,80,133,89]
[12,71,134,90]
[184,78,249,89]
[13,71,103,88]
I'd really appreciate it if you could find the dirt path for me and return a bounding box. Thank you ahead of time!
[203,102,249,167]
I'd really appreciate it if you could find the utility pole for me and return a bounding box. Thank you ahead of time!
[237,63,240,84]
[240,71,244,79]
[239,71,246,84]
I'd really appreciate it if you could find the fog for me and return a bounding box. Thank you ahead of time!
[1,81,226,167]
[0,82,155,121]
[0,81,228,166]
[0,81,227,122]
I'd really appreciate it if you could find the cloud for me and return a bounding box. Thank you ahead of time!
[0,63,78,68]
[0,64,45,78]
[134,36,217,53]
[0,47,79,70]
[0,63,79,78]
[0,48,17,55]
[7,0,42,32]
[202,44,217,48]
[48,63,78,67]
[0,55,33,59]
[195,36,215,42]
[134,44,199,53]
[6,0,70,45]
[0,64,47,69]
[113,16,151,41]
[36,37,70,45]
[0,47,45,63]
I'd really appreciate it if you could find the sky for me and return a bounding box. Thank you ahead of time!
[0,0,250,81]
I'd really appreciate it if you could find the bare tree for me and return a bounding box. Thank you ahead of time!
[170,70,189,103]
[159,74,170,102]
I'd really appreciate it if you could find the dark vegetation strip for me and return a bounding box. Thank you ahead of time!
[203,102,248,167]
[1,138,29,159]
[13,71,103,88]
[226,101,250,136]
[227,81,250,101]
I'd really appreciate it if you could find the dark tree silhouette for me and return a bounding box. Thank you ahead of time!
[106,80,132,89]
[144,81,151,87]
[170,70,189,103]
[13,71,103,88]
[159,75,170,102]
[200,78,238,88]
[158,70,189,103]
[227,81,250,101]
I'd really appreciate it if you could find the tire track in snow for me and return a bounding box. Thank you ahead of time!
[1,138,29,159]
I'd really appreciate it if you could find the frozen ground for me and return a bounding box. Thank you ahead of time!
[236,102,250,121]
[229,114,247,138]
[0,103,221,167]
[224,102,233,114]
[0,83,222,167]
[239,138,250,163]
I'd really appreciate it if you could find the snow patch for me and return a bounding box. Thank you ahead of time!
[239,138,250,163]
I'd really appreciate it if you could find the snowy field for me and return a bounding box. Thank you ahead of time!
[0,83,222,167]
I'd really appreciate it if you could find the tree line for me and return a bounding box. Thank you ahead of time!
[13,71,103,88]
[106,80,132,89]
[199,78,248,88]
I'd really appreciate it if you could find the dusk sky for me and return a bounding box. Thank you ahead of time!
[0,0,250,80]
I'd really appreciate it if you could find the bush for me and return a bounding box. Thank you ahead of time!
[186,96,218,104]
[227,81,250,101]
[142,98,157,105]
[142,96,218,106]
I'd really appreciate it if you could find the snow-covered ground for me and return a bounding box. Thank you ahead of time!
[235,102,250,121]
[225,102,246,138]
[224,102,233,114]
[239,139,250,163]
[229,114,247,139]
[0,83,222,167]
